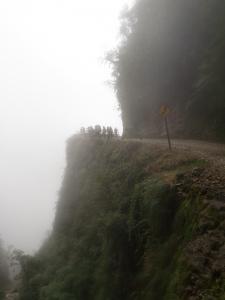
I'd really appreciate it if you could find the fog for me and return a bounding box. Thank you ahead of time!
[0,0,134,253]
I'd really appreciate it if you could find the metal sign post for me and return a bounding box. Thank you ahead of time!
[160,105,172,151]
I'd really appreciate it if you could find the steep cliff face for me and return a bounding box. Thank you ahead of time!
[19,137,225,300]
[0,242,10,300]
[109,0,225,141]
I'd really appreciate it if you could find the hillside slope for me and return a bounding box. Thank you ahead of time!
[109,0,225,141]
[0,242,10,300]
[19,137,225,300]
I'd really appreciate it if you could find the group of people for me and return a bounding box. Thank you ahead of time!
[80,125,119,138]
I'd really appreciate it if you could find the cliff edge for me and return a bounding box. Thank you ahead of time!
[19,137,225,300]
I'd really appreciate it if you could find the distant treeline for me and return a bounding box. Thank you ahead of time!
[79,125,119,138]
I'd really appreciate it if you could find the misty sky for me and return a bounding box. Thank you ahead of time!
[0,0,134,253]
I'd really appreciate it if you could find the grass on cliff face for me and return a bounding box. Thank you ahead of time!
[0,290,4,300]
[18,138,222,300]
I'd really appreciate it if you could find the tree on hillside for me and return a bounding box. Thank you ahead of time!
[114,128,119,137]
[106,127,114,138]
[79,125,118,139]
[87,126,95,136]
[80,127,86,135]
[102,126,107,137]
[0,240,9,298]
[185,1,225,140]
[108,0,225,140]
[94,125,102,136]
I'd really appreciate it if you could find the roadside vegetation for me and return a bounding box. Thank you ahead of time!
[0,241,10,299]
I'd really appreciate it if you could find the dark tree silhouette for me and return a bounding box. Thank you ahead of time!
[0,241,9,296]
[94,125,102,137]
[80,127,86,135]
[79,125,119,139]
[106,127,114,138]
[102,126,107,137]
[87,126,94,136]
[114,128,119,137]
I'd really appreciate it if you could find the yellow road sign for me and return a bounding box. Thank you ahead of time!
[160,105,170,117]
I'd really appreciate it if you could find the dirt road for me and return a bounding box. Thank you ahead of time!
[128,138,225,167]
